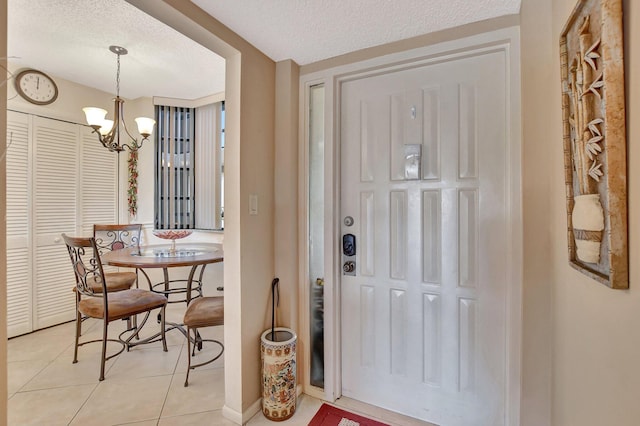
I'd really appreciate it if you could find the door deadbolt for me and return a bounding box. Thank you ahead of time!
[343,234,356,257]
[342,234,356,275]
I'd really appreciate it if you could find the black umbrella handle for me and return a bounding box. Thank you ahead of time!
[271,278,280,340]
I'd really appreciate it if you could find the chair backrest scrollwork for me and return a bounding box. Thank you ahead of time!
[93,224,142,255]
[62,234,107,298]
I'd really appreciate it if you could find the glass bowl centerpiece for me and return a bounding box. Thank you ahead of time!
[152,229,193,253]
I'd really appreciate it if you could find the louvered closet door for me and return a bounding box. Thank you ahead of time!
[6,111,32,337]
[79,125,118,275]
[79,125,117,236]
[33,116,79,329]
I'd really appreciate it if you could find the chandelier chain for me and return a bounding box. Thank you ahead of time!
[116,53,121,97]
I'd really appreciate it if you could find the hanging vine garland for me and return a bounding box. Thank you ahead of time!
[127,147,139,217]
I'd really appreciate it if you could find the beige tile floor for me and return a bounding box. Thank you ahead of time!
[8,303,434,426]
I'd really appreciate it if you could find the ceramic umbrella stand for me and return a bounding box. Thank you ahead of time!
[261,278,297,421]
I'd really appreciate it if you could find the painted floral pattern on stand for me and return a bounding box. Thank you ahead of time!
[261,336,297,421]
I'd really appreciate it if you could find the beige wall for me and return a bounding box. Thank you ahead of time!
[522,0,640,425]
[274,59,300,362]
[1,1,7,424]
[127,1,278,421]
[545,0,640,425]
[520,0,554,424]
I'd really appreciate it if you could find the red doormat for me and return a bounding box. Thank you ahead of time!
[308,403,390,426]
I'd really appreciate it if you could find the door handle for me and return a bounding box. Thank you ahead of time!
[343,261,355,274]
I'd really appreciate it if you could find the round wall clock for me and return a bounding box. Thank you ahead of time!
[15,69,59,105]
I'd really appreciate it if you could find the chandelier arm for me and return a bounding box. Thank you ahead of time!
[88,126,114,151]
[117,96,146,151]
[101,107,119,152]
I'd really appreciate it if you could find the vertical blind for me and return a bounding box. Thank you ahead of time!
[155,106,195,229]
[195,102,224,230]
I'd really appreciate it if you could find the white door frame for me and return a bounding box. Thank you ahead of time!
[299,26,522,425]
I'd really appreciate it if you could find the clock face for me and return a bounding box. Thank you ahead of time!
[15,69,59,105]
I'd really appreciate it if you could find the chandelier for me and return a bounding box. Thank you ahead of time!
[83,46,155,152]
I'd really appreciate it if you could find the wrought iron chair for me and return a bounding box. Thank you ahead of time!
[93,223,143,288]
[62,234,168,381]
[183,296,224,386]
[73,224,144,335]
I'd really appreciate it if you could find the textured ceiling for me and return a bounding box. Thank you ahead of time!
[192,0,522,65]
[7,0,521,101]
[8,0,226,100]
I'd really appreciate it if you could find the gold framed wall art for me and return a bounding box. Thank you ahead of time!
[560,0,627,289]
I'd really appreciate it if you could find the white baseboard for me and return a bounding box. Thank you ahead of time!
[223,385,304,425]
[222,405,243,424]
[222,398,262,425]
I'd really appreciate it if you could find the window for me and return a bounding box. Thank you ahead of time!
[155,106,195,229]
[155,102,225,230]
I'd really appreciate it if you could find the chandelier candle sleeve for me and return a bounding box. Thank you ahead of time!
[135,117,155,137]
[83,107,108,128]
[100,120,114,136]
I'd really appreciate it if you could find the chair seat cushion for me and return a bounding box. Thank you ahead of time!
[72,272,136,295]
[78,288,167,321]
[183,297,224,328]
[98,272,137,292]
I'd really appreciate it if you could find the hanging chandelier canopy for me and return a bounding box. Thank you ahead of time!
[83,45,156,153]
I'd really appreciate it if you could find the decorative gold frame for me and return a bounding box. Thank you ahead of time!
[560,0,627,288]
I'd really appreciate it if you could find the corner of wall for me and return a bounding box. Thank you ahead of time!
[1,0,9,422]
[518,0,555,424]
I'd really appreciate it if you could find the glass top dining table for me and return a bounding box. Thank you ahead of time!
[101,243,223,304]
[101,243,223,268]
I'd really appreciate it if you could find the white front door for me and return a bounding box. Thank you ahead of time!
[340,49,510,426]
